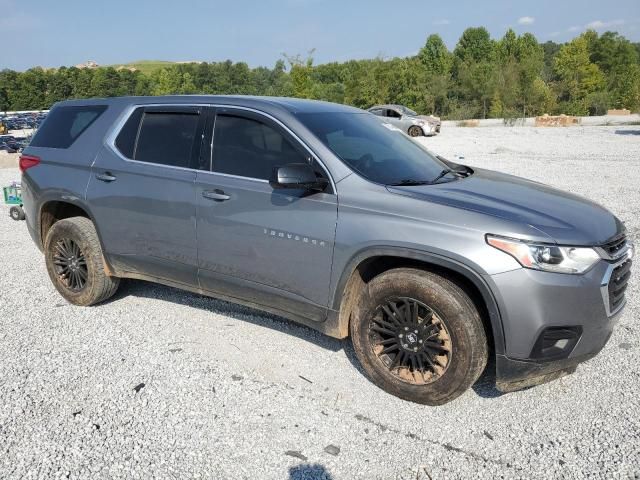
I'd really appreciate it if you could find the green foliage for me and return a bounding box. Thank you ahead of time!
[419,34,452,75]
[554,34,606,115]
[109,60,179,76]
[1,29,639,118]
[454,27,494,63]
[283,50,315,98]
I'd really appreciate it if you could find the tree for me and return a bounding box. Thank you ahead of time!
[419,34,452,75]
[180,72,197,94]
[152,67,183,95]
[1,28,638,116]
[516,33,545,116]
[283,50,315,99]
[454,27,494,63]
[554,34,606,114]
[588,31,640,110]
[457,60,495,118]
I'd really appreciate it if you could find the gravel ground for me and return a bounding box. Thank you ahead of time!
[1,125,639,479]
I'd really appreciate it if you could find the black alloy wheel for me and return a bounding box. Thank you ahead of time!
[369,297,452,385]
[52,238,88,291]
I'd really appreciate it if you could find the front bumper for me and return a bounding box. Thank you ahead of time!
[488,254,631,391]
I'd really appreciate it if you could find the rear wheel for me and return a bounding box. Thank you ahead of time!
[44,216,119,306]
[408,126,423,137]
[350,268,488,405]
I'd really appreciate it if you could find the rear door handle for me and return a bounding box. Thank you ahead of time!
[202,189,231,201]
[96,172,116,182]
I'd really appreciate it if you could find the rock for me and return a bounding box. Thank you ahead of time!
[324,445,340,456]
[284,450,307,461]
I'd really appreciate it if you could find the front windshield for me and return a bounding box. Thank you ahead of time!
[398,106,418,116]
[297,112,448,185]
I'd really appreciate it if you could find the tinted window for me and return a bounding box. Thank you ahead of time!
[134,112,199,168]
[30,105,106,149]
[115,108,143,159]
[212,115,306,180]
[298,112,448,185]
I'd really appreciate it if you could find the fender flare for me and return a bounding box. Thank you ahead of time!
[36,193,117,276]
[330,246,506,355]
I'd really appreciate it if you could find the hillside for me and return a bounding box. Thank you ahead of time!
[108,60,198,75]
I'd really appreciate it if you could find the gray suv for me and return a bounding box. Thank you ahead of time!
[20,96,633,405]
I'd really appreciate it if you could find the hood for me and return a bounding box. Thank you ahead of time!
[387,168,623,246]
[417,114,441,124]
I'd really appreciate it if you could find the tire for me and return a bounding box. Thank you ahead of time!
[44,216,119,306]
[9,206,25,221]
[350,268,488,405]
[408,125,423,137]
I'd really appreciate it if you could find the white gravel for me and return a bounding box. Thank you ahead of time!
[1,125,639,479]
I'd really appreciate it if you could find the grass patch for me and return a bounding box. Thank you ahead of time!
[108,60,181,75]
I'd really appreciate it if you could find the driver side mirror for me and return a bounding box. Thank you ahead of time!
[270,163,327,191]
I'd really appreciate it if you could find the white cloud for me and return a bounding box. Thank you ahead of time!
[565,19,626,34]
[585,19,625,29]
[517,16,535,25]
[433,19,450,26]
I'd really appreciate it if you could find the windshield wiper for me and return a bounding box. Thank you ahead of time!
[389,169,463,187]
[430,168,457,184]
[388,179,434,186]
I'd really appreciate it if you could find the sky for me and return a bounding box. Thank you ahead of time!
[1,0,640,71]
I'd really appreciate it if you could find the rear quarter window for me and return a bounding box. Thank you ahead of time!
[30,105,107,149]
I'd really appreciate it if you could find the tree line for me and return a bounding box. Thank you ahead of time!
[1,28,639,119]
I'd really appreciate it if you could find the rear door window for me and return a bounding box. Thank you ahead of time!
[115,107,202,169]
[30,105,107,149]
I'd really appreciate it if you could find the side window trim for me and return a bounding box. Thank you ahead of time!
[132,110,144,159]
[107,103,336,193]
[110,105,204,171]
[207,106,335,194]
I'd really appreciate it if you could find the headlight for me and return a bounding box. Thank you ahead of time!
[486,235,601,274]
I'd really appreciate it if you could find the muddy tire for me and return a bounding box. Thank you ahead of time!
[44,216,119,306]
[9,206,25,221]
[408,125,423,137]
[350,268,488,405]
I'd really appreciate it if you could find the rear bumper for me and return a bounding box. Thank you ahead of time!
[21,175,43,252]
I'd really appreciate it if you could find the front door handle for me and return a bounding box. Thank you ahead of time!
[202,189,231,201]
[96,172,116,182]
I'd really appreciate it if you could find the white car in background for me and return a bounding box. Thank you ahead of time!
[367,104,441,137]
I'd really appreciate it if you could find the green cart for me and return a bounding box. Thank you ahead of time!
[3,181,25,221]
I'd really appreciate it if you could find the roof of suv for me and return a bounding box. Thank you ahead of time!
[56,95,363,115]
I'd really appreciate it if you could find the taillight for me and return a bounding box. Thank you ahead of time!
[19,154,40,172]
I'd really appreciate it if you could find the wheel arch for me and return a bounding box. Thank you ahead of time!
[38,198,116,276]
[331,247,505,355]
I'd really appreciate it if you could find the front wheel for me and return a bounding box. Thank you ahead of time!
[350,268,488,405]
[408,126,423,137]
[44,216,120,306]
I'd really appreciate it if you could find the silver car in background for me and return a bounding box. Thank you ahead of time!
[368,104,441,137]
